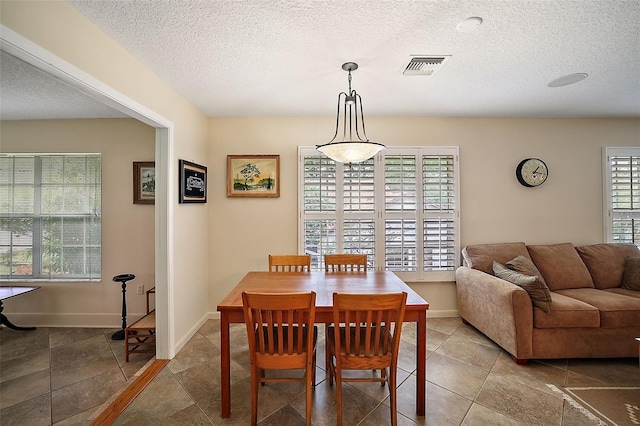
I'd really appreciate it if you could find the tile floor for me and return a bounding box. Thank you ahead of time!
[1,318,639,425]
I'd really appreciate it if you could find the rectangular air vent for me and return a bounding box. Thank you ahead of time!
[403,56,451,76]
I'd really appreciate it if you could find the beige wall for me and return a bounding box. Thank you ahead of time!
[2,2,639,349]
[2,1,210,356]
[1,119,156,325]
[209,117,640,316]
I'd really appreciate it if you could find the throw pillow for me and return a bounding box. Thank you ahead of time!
[493,261,552,314]
[527,243,594,291]
[577,244,640,289]
[506,255,548,286]
[621,257,640,291]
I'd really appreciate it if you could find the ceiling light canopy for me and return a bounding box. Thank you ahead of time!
[547,73,589,87]
[316,62,385,164]
[456,17,483,33]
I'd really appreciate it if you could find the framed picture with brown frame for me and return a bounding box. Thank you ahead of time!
[179,159,207,203]
[227,155,280,198]
[133,161,155,204]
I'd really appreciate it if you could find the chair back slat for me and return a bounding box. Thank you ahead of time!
[332,292,407,361]
[328,291,406,426]
[242,291,317,426]
[243,291,316,358]
[325,254,367,272]
[269,255,311,272]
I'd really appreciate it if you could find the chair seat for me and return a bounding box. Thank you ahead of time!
[327,325,393,368]
[242,291,317,426]
[327,292,407,426]
[253,325,317,369]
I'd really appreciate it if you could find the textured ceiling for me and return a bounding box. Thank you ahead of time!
[0,51,128,120]
[2,1,640,120]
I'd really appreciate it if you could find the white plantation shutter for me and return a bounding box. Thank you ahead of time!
[343,160,376,268]
[383,153,418,271]
[605,148,640,246]
[299,146,459,280]
[0,154,101,280]
[422,155,456,270]
[302,155,337,269]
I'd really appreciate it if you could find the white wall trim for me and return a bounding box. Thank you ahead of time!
[1,24,175,360]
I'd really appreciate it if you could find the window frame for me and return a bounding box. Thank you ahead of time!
[603,147,640,246]
[298,146,460,282]
[0,153,102,282]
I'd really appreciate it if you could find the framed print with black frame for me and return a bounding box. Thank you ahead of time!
[179,159,207,203]
[133,161,155,204]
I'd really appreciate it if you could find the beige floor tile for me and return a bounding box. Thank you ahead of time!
[489,351,569,397]
[0,348,49,383]
[0,392,51,426]
[155,403,214,425]
[0,368,50,410]
[51,369,127,423]
[461,403,527,425]
[113,373,194,426]
[436,332,501,371]
[427,352,489,400]
[475,374,564,425]
[2,318,637,425]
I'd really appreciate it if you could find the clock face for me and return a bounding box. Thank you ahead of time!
[516,158,548,187]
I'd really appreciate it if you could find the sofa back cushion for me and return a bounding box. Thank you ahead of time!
[462,242,530,274]
[527,243,594,291]
[576,243,640,289]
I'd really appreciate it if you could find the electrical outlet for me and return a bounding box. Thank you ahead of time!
[137,284,144,295]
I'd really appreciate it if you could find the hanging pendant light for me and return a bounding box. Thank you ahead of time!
[316,62,385,163]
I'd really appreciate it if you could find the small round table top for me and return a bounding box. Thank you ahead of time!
[113,273,136,283]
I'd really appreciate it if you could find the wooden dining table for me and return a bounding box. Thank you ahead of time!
[216,270,430,418]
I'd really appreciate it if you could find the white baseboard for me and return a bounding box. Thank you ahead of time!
[3,312,148,328]
[172,312,210,356]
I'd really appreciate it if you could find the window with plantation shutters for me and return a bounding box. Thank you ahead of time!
[604,148,640,247]
[299,146,459,281]
[0,154,101,280]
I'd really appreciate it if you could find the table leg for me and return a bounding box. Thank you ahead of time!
[220,312,231,418]
[416,311,427,416]
[0,300,36,331]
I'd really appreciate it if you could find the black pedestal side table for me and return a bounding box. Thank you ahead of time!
[111,273,135,340]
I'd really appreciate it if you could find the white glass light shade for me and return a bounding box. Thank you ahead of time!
[316,141,385,163]
[317,62,385,163]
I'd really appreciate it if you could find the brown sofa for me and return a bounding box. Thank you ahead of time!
[455,242,640,364]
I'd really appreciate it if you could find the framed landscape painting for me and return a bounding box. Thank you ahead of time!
[133,161,155,204]
[227,155,280,198]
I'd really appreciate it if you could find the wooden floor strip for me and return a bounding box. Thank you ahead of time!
[91,358,169,426]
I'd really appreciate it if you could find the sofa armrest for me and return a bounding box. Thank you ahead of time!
[455,266,533,360]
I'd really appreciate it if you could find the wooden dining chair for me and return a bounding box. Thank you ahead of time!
[268,254,311,272]
[326,292,407,426]
[242,291,317,426]
[324,254,367,271]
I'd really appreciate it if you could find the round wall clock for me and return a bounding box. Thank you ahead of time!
[515,158,548,187]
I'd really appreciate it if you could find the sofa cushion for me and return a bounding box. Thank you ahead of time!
[604,287,640,299]
[506,255,548,286]
[576,244,640,289]
[555,288,640,328]
[493,261,552,313]
[533,292,599,329]
[462,242,530,275]
[621,257,640,291]
[527,243,594,291]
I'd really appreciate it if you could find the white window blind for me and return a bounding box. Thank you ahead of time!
[299,146,459,281]
[0,154,102,280]
[604,147,640,246]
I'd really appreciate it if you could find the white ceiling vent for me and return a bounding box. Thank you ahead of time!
[403,56,451,76]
